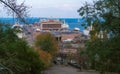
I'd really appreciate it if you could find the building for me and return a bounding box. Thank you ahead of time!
[40,19,62,32]
[12,22,25,38]
[61,32,82,42]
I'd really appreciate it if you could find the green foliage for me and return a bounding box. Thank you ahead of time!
[78,0,120,73]
[0,24,44,74]
[86,37,120,73]
[78,0,120,35]
[35,33,58,55]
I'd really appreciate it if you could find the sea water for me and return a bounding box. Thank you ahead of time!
[0,17,85,32]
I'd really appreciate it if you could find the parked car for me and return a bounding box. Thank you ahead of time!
[68,62,81,69]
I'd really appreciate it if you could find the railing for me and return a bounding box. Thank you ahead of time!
[0,64,13,74]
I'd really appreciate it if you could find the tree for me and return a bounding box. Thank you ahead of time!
[0,24,45,74]
[35,33,58,56]
[78,0,120,73]
[35,49,52,68]
[0,0,28,23]
[35,33,58,68]
[78,0,120,36]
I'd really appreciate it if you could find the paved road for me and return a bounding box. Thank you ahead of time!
[44,65,98,74]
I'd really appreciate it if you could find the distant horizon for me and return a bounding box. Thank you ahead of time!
[0,0,93,18]
[0,17,81,19]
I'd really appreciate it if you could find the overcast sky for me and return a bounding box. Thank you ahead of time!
[0,0,92,18]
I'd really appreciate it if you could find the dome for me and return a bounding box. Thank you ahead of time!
[12,22,23,31]
[74,27,80,31]
[36,28,41,32]
[12,22,22,29]
[62,23,69,29]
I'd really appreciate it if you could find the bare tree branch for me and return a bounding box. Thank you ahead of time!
[0,0,28,24]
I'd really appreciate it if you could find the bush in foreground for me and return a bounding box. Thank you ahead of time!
[0,24,45,74]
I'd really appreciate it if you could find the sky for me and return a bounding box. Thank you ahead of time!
[0,0,92,18]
